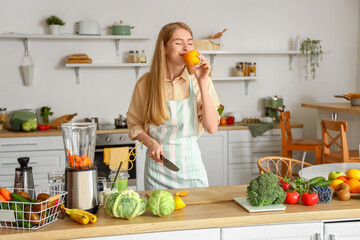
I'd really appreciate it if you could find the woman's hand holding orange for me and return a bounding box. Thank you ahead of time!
[190,52,211,86]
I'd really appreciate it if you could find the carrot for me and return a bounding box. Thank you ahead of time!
[0,194,6,201]
[0,186,11,201]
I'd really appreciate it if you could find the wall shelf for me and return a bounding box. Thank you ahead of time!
[0,33,151,56]
[211,77,258,95]
[201,50,330,70]
[65,63,150,84]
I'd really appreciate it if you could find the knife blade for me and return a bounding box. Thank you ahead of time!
[161,155,179,172]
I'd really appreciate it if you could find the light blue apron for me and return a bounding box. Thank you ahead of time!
[144,75,209,190]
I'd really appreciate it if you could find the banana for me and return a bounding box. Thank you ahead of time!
[73,209,97,223]
[65,208,89,225]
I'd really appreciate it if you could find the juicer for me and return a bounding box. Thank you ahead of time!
[264,96,285,122]
[61,122,99,213]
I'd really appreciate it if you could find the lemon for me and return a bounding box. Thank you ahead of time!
[174,195,186,210]
[346,169,360,180]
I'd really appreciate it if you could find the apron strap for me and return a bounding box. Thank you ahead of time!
[189,74,195,98]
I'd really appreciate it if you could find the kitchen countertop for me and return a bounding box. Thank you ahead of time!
[0,123,303,138]
[301,102,360,114]
[1,185,359,240]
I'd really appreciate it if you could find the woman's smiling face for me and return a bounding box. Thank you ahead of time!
[164,28,194,66]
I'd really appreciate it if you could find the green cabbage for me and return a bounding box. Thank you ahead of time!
[104,189,147,220]
[148,190,175,216]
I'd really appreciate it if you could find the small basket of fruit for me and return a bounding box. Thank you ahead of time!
[0,187,67,230]
[313,186,334,204]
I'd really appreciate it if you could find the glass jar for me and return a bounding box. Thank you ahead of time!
[243,62,248,76]
[135,50,140,63]
[128,50,136,63]
[246,62,252,76]
[235,64,244,77]
[0,108,7,130]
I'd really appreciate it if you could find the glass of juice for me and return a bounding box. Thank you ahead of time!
[116,171,130,193]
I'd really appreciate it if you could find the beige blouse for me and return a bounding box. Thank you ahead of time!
[126,68,220,140]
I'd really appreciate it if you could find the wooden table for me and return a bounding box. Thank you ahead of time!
[1,185,360,240]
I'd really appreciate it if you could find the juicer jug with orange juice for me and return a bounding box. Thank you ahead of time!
[61,122,99,213]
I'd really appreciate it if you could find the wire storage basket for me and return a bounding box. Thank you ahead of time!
[0,188,67,230]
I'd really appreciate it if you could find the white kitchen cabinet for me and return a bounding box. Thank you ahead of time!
[0,136,65,190]
[222,222,323,240]
[324,221,360,240]
[228,128,303,185]
[318,110,359,150]
[75,228,220,240]
[198,131,228,186]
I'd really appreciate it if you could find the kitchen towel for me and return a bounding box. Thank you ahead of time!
[239,123,279,137]
[103,148,111,165]
[109,147,129,171]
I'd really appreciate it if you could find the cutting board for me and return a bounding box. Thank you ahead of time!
[144,187,243,205]
[233,197,286,213]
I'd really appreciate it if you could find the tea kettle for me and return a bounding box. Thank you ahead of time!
[14,157,35,197]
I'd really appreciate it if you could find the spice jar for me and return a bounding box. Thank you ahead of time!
[253,62,257,76]
[235,62,244,77]
[128,50,136,63]
[135,50,140,63]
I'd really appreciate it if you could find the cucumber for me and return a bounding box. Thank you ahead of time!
[314,180,332,187]
[309,176,326,186]
[10,193,30,203]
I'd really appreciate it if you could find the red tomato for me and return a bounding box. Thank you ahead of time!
[38,124,46,130]
[301,192,318,206]
[44,125,50,130]
[281,182,290,191]
[285,191,300,204]
[226,116,235,125]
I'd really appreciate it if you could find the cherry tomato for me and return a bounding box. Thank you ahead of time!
[301,192,318,206]
[285,191,300,204]
[281,182,290,191]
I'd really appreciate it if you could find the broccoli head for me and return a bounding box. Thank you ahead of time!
[246,172,286,207]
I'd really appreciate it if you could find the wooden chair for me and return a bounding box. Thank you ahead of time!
[280,111,323,165]
[257,156,313,179]
[321,119,360,163]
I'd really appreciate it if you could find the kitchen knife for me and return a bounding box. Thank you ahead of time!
[161,155,179,172]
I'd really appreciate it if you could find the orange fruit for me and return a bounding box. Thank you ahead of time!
[336,176,349,182]
[330,179,344,191]
[346,169,360,180]
[176,190,188,197]
[184,50,200,67]
[346,178,360,193]
[220,118,227,125]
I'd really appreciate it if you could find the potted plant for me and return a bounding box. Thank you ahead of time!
[300,38,323,80]
[46,15,65,35]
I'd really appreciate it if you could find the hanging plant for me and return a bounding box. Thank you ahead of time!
[300,38,323,80]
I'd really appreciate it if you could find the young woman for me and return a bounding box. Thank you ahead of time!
[126,22,220,190]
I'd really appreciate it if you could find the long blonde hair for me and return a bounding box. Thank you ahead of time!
[143,22,193,126]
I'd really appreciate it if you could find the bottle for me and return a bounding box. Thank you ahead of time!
[244,62,248,76]
[0,108,7,130]
[246,62,251,76]
[135,50,140,63]
[140,50,147,63]
[128,50,136,63]
[295,35,301,51]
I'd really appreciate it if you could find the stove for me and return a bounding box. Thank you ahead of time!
[97,123,127,130]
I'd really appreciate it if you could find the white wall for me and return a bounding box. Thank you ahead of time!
[0,0,359,139]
